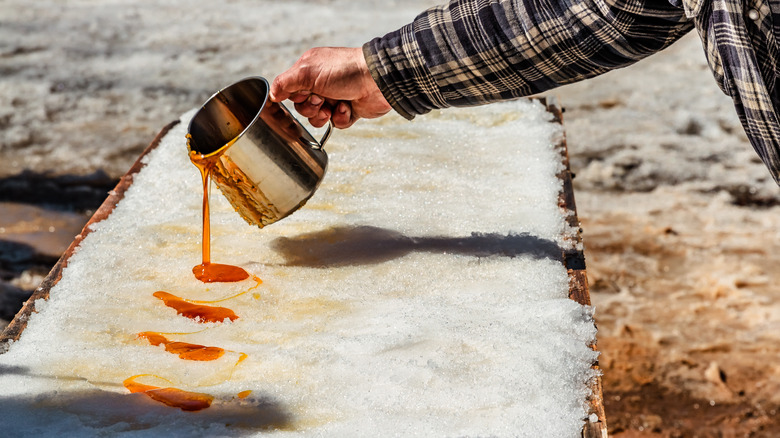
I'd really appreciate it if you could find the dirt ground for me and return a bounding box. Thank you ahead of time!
[579,189,780,437]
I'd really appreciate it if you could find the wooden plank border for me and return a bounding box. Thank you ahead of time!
[543,97,609,438]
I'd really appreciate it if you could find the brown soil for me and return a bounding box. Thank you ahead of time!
[580,189,780,437]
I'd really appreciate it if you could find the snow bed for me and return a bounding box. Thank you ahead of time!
[0,99,602,437]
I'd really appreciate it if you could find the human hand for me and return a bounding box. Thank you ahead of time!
[270,47,392,129]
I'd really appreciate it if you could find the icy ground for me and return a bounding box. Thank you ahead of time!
[1,0,779,436]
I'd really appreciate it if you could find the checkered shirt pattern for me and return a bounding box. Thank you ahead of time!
[364,0,780,184]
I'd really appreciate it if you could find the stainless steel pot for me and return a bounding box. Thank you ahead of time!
[187,76,332,228]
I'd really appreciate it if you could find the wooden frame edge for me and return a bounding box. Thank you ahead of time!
[543,97,609,438]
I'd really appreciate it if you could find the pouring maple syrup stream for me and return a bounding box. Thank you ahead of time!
[124,136,260,411]
[188,135,249,283]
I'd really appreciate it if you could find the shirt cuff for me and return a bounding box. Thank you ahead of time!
[363,22,447,120]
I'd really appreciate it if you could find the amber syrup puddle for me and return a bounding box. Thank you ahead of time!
[137,331,225,361]
[124,375,214,412]
[126,135,258,412]
[153,291,239,323]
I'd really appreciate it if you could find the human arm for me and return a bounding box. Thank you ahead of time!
[271,0,693,128]
[365,0,694,119]
[270,0,780,185]
[369,0,780,185]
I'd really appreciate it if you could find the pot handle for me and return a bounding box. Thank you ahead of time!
[309,119,333,150]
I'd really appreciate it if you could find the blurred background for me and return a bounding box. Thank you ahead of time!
[1,1,778,435]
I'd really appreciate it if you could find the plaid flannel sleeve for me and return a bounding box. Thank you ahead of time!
[363,0,694,119]
[679,0,780,185]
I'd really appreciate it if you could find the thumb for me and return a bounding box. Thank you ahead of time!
[269,73,293,102]
[270,67,313,103]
